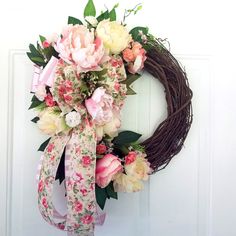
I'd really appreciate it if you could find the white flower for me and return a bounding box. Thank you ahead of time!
[35,85,46,101]
[65,111,81,128]
[96,110,121,141]
[37,108,66,135]
[96,20,131,54]
[85,16,98,27]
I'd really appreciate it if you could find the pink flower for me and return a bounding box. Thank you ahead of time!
[42,197,48,208]
[42,40,50,48]
[96,154,123,188]
[96,144,107,154]
[125,151,137,165]
[45,94,56,107]
[55,25,108,72]
[114,82,120,92]
[80,189,88,196]
[85,87,113,126]
[122,42,147,74]
[38,180,44,192]
[75,173,84,183]
[74,201,83,212]
[47,143,55,153]
[81,215,94,225]
[82,156,91,167]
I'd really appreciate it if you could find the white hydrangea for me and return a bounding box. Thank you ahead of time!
[65,111,81,128]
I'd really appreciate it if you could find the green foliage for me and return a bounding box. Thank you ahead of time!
[95,182,118,210]
[122,74,141,95]
[31,116,40,123]
[27,44,46,67]
[130,26,149,43]
[113,131,142,146]
[38,138,51,152]
[68,16,83,25]
[97,3,118,22]
[126,87,136,95]
[28,95,44,110]
[84,0,96,17]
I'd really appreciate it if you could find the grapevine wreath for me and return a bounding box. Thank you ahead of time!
[27,0,193,235]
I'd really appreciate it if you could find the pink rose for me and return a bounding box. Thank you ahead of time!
[122,41,147,74]
[42,197,48,208]
[74,201,83,212]
[125,151,137,165]
[96,144,107,154]
[45,94,56,107]
[55,25,108,72]
[38,180,44,193]
[82,156,91,167]
[85,87,113,125]
[42,40,50,48]
[96,154,123,188]
[47,143,54,152]
[81,215,94,225]
[80,188,88,196]
[75,173,84,183]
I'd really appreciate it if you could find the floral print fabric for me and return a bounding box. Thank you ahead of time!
[38,120,96,235]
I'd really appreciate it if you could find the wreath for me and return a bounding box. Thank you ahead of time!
[27,0,193,234]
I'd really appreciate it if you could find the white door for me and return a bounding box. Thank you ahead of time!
[1,0,236,236]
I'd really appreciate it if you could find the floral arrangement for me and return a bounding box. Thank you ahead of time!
[28,0,193,234]
[28,0,153,234]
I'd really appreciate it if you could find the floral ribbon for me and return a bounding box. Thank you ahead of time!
[38,120,97,235]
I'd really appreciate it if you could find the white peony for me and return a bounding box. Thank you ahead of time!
[65,111,81,128]
[96,20,131,54]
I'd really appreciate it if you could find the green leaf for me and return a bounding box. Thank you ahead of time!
[30,56,45,63]
[109,8,116,21]
[38,138,51,152]
[31,116,40,123]
[122,74,141,86]
[84,0,96,17]
[68,16,83,25]
[97,10,109,22]
[106,182,118,199]
[130,26,149,43]
[28,95,44,110]
[113,131,142,146]
[126,87,137,95]
[39,35,46,43]
[95,184,107,210]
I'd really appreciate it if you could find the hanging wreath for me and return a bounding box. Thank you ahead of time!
[27,0,193,235]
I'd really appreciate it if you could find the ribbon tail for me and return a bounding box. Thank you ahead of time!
[38,132,70,229]
[65,122,97,235]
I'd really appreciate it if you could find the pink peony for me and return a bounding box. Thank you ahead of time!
[85,87,113,126]
[96,154,123,188]
[55,25,107,72]
[122,41,147,74]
